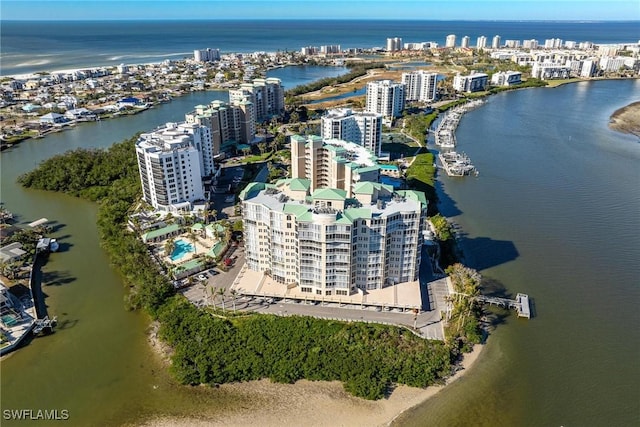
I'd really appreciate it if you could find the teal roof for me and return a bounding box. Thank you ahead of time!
[297,212,314,222]
[289,178,311,192]
[283,203,309,218]
[335,215,353,225]
[237,143,251,150]
[173,259,205,272]
[207,241,226,257]
[343,208,372,222]
[290,135,306,143]
[239,182,266,200]
[312,188,347,201]
[191,223,204,231]
[352,181,376,195]
[355,165,380,174]
[142,224,181,242]
[397,190,428,207]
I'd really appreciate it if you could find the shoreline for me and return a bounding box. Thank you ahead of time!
[608,100,640,137]
[144,321,484,427]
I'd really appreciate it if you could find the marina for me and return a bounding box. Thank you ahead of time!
[434,99,484,148]
[438,151,478,177]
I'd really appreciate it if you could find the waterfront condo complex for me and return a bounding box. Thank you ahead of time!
[320,108,383,155]
[401,70,439,102]
[240,178,426,295]
[365,80,406,120]
[228,77,285,122]
[135,122,212,211]
[290,134,380,197]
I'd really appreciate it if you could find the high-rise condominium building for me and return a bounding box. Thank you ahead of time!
[320,108,383,155]
[492,35,501,49]
[453,72,489,93]
[461,36,470,48]
[523,39,539,49]
[386,37,403,51]
[240,179,426,294]
[402,70,438,102]
[229,78,284,122]
[290,134,380,196]
[193,48,220,62]
[365,80,405,119]
[136,122,210,211]
[476,35,487,49]
[185,100,256,154]
[445,34,457,48]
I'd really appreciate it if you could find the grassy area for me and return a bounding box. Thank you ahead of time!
[405,150,436,211]
[237,152,272,164]
[381,142,418,158]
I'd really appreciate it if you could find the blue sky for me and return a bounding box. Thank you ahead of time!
[3,0,639,21]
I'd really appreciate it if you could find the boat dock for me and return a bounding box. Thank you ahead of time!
[434,99,484,148]
[476,293,531,319]
[438,151,478,176]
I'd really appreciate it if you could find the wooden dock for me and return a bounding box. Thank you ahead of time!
[476,293,531,319]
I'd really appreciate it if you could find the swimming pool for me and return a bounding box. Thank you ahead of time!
[170,239,194,261]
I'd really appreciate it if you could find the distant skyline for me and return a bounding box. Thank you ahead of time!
[3,0,639,21]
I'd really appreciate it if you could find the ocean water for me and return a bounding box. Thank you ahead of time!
[1,20,639,75]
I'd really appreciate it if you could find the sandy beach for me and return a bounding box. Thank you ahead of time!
[141,323,483,427]
[609,100,640,137]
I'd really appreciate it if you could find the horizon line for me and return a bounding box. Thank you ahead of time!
[2,18,639,22]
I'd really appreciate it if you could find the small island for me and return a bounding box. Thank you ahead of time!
[609,101,640,137]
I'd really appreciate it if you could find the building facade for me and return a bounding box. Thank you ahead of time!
[229,77,284,122]
[453,72,489,92]
[490,71,522,86]
[185,100,256,154]
[476,36,487,49]
[135,122,209,212]
[386,37,403,52]
[240,179,426,295]
[194,48,220,62]
[290,134,380,197]
[320,108,383,155]
[365,80,405,120]
[401,70,438,102]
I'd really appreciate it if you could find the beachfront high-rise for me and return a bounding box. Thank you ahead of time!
[229,78,284,122]
[461,36,470,49]
[386,37,403,52]
[240,179,426,294]
[365,80,405,120]
[492,35,501,49]
[320,108,383,155]
[185,100,256,154]
[476,36,487,49]
[401,70,438,102]
[135,122,210,211]
[193,48,220,62]
[290,134,380,197]
[445,34,456,48]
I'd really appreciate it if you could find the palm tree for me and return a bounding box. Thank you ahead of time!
[210,209,218,222]
[217,287,226,311]
[187,229,197,255]
[209,286,217,306]
[164,238,176,257]
[229,289,238,312]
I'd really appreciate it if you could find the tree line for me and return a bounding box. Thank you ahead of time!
[18,133,483,400]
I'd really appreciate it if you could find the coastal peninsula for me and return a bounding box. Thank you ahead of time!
[609,101,640,136]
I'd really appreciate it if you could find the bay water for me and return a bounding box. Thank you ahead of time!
[0,67,638,425]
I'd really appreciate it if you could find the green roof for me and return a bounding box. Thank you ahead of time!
[297,212,314,222]
[191,223,204,231]
[283,203,310,218]
[312,188,347,201]
[355,165,380,174]
[352,181,377,195]
[142,223,181,242]
[173,258,205,272]
[343,208,372,222]
[207,241,226,257]
[397,190,428,207]
[239,182,266,200]
[335,215,353,225]
[289,178,311,192]
[290,135,306,143]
